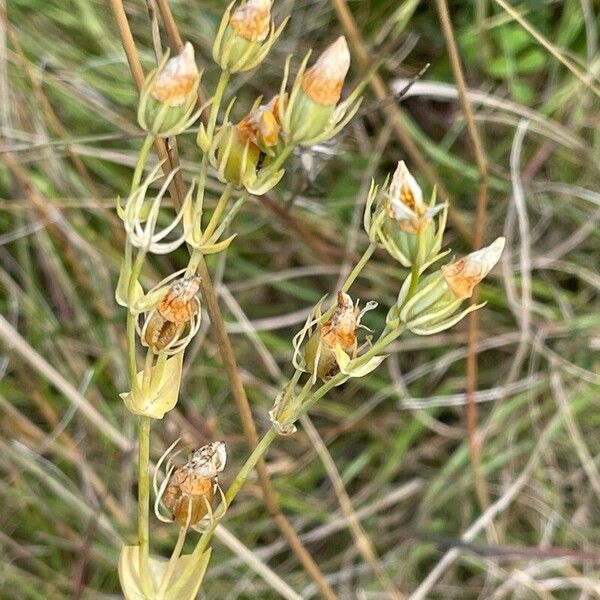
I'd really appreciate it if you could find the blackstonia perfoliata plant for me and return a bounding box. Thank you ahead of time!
[115,1,505,597]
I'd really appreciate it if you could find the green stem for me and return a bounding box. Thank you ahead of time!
[157,526,188,598]
[141,349,154,397]
[201,183,233,243]
[341,243,377,293]
[131,134,155,194]
[262,143,294,178]
[187,326,407,565]
[137,416,152,594]
[126,251,146,393]
[407,262,420,299]
[206,70,230,142]
[407,232,426,300]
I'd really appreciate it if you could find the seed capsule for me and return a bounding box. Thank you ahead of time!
[162,441,226,526]
[143,313,185,352]
[157,276,201,323]
[304,291,358,380]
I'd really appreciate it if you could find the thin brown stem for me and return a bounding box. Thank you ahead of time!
[329,0,473,245]
[108,3,338,597]
[435,0,492,526]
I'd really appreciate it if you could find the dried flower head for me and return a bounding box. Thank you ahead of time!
[158,276,202,323]
[441,237,505,300]
[386,161,443,235]
[301,36,351,106]
[304,291,360,380]
[321,291,358,352]
[151,42,199,107]
[236,95,283,149]
[142,276,202,353]
[229,0,272,42]
[161,441,226,526]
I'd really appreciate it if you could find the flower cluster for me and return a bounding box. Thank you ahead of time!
[116,1,507,598]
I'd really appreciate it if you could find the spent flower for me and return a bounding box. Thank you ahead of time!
[299,291,380,381]
[388,237,505,335]
[156,442,227,526]
[365,161,447,268]
[142,276,202,354]
[213,0,286,73]
[282,36,361,144]
[138,43,201,137]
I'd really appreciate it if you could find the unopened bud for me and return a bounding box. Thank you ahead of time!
[212,122,261,188]
[151,42,199,107]
[394,237,506,335]
[441,237,505,300]
[229,0,271,42]
[301,36,350,107]
[285,37,351,143]
[142,277,201,352]
[162,442,226,526]
[213,0,284,73]
[139,43,201,137]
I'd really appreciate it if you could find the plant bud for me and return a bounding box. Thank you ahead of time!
[441,237,505,300]
[395,238,505,335]
[237,95,284,153]
[142,277,201,352]
[301,36,350,107]
[162,442,226,526]
[304,291,358,380]
[212,122,261,188]
[229,0,271,42]
[139,43,201,137]
[151,42,199,106]
[286,37,351,143]
[214,0,284,73]
[367,162,447,268]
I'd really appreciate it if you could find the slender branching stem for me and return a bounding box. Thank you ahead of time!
[137,416,152,594]
[206,70,230,141]
[341,242,376,293]
[157,525,188,598]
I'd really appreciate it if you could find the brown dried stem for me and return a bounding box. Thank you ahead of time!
[435,0,492,523]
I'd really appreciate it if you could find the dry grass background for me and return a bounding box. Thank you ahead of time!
[1,0,600,598]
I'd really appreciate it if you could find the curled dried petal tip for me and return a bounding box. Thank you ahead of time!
[302,36,351,106]
[230,0,272,42]
[321,291,357,349]
[441,237,505,300]
[151,42,199,107]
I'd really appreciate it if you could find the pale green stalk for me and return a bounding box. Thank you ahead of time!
[341,243,377,293]
[137,416,152,594]
[206,70,230,141]
[157,526,188,598]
